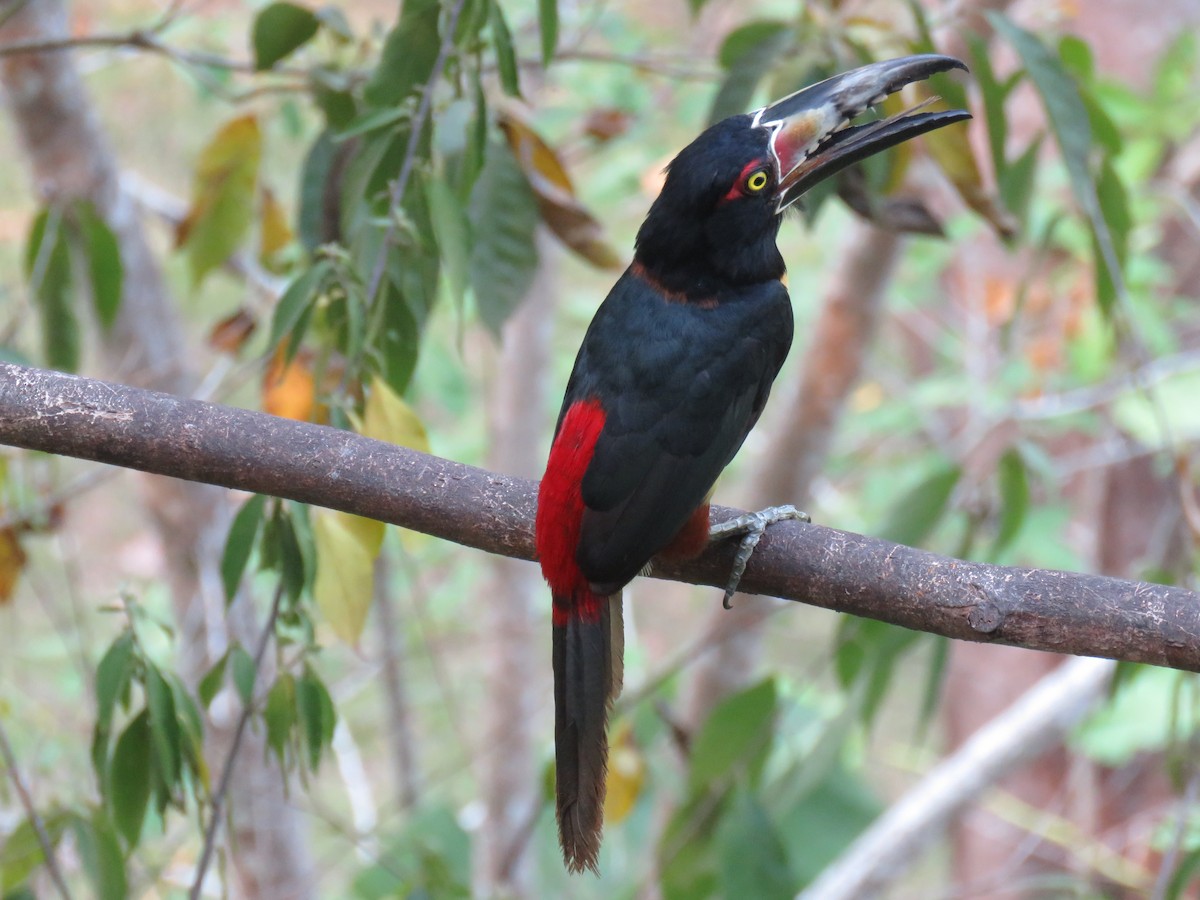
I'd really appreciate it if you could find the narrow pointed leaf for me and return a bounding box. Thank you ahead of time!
[468,142,540,334]
[221,493,267,602]
[538,0,558,65]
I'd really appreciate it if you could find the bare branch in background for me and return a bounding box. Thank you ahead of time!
[476,231,559,896]
[0,718,73,900]
[0,3,312,895]
[801,657,1118,900]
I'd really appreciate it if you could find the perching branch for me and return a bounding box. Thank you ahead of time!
[2,360,1199,671]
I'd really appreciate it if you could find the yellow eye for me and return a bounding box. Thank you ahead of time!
[745,169,769,192]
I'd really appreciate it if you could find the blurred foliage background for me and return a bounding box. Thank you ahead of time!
[1,0,1200,897]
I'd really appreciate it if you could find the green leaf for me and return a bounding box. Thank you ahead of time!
[468,141,540,334]
[990,14,1125,315]
[179,116,262,287]
[198,649,230,709]
[1072,666,1189,766]
[109,709,152,846]
[877,461,961,547]
[993,447,1030,553]
[253,2,320,71]
[364,0,440,107]
[538,0,557,65]
[0,812,67,891]
[660,794,722,900]
[379,280,421,394]
[267,260,331,355]
[230,644,258,706]
[998,134,1042,233]
[337,105,411,141]
[1166,845,1200,900]
[167,672,205,765]
[1092,155,1131,315]
[689,679,777,791]
[425,175,471,309]
[717,790,794,900]
[76,203,123,329]
[95,630,135,733]
[296,667,336,770]
[222,493,267,603]
[69,811,127,900]
[710,22,791,124]
[780,764,881,885]
[488,2,521,97]
[967,33,1014,187]
[275,508,308,602]
[25,208,79,372]
[145,665,182,791]
[265,674,296,763]
[835,617,921,724]
[298,130,339,251]
[918,635,950,731]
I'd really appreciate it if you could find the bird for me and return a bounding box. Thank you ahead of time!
[535,54,970,873]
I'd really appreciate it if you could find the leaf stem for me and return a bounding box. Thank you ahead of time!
[188,580,287,900]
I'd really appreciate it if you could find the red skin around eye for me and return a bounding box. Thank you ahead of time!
[720,159,767,203]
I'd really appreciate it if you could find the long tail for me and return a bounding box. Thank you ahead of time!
[552,588,623,873]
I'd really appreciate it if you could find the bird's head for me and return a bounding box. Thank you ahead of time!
[634,54,970,298]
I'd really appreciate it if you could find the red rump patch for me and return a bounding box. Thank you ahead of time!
[659,503,711,561]
[537,399,607,624]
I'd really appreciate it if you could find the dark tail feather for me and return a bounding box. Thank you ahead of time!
[553,589,620,873]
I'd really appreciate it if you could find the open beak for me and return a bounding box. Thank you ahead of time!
[753,54,971,212]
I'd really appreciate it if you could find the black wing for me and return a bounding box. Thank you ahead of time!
[562,271,793,593]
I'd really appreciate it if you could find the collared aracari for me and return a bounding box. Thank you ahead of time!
[535,54,970,873]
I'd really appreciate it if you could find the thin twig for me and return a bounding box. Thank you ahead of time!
[361,0,468,308]
[524,48,717,81]
[0,468,118,531]
[799,657,1117,900]
[1152,763,1200,900]
[0,718,74,900]
[188,581,287,900]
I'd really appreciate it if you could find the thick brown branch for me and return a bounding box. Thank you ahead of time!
[2,360,1198,671]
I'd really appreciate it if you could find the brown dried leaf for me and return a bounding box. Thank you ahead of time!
[498,114,623,270]
[583,107,633,143]
[912,84,1018,240]
[209,308,258,355]
[0,525,27,605]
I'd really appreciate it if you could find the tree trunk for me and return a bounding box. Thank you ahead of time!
[475,231,559,896]
[0,3,312,896]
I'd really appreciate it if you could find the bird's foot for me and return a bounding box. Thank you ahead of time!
[709,505,810,609]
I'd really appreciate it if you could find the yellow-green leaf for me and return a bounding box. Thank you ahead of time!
[313,510,376,644]
[499,114,623,270]
[177,116,262,286]
[259,186,294,264]
[360,376,430,453]
[912,84,1017,239]
[603,724,645,824]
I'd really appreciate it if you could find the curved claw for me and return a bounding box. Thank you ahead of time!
[709,505,811,608]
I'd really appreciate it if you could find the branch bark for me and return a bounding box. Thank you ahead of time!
[2,360,1199,671]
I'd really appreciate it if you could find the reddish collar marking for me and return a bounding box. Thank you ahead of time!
[630,260,718,309]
